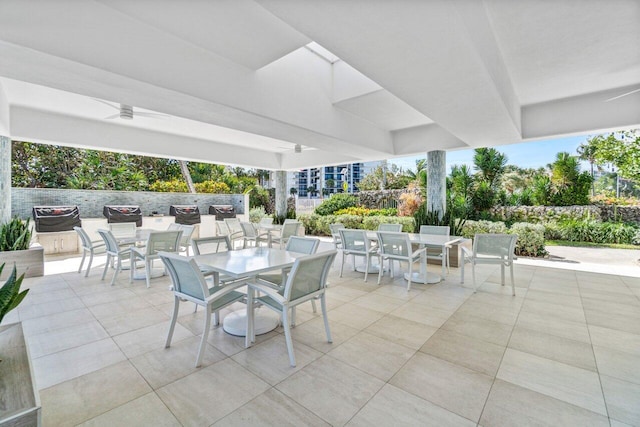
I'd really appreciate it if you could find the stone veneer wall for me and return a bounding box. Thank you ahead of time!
[490,205,640,225]
[11,187,246,220]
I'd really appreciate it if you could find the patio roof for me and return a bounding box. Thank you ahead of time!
[0,0,638,170]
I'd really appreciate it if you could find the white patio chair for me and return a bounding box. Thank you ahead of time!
[420,225,451,273]
[377,231,427,291]
[97,229,132,286]
[75,226,105,277]
[159,252,246,368]
[130,230,182,288]
[378,223,402,232]
[108,222,136,239]
[461,233,518,295]
[338,229,378,282]
[268,221,300,249]
[246,250,337,367]
[218,219,243,249]
[329,223,345,249]
[224,218,243,246]
[240,222,263,248]
[258,217,274,227]
[168,223,195,255]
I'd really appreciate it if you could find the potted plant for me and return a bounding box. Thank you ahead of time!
[0,263,28,325]
[0,217,44,280]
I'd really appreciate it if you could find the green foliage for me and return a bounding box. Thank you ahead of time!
[249,186,272,212]
[472,181,495,212]
[547,152,593,206]
[0,264,28,324]
[548,219,639,245]
[194,181,231,194]
[297,213,413,235]
[589,130,640,182]
[412,204,466,236]
[362,216,414,232]
[249,206,268,223]
[333,207,397,216]
[509,223,547,257]
[461,220,508,238]
[0,217,32,251]
[473,147,508,188]
[315,194,358,216]
[356,162,411,191]
[149,179,188,192]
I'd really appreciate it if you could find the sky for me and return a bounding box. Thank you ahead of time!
[391,134,590,173]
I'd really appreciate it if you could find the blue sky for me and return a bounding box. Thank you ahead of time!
[392,135,591,173]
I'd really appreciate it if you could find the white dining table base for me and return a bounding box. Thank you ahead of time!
[403,271,442,284]
[223,308,280,337]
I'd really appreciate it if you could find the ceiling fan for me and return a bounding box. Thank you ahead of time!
[93,99,170,120]
[278,143,306,154]
[605,87,640,102]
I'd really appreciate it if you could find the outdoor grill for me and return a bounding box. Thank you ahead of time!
[209,205,236,221]
[32,206,81,232]
[103,205,143,226]
[169,205,201,225]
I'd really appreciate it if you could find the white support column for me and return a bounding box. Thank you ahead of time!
[427,150,446,219]
[0,136,10,224]
[275,170,287,217]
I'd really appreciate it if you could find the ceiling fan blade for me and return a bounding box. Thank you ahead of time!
[104,114,120,119]
[135,112,170,118]
[605,88,640,102]
[93,98,119,110]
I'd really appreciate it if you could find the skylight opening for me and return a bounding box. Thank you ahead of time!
[305,42,340,64]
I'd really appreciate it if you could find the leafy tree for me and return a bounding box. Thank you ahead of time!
[405,158,427,189]
[473,147,508,188]
[589,130,640,182]
[357,163,410,191]
[289,187,298,196]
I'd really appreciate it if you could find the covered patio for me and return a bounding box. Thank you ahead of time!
[0,1,639,426]
[11,243,640,426]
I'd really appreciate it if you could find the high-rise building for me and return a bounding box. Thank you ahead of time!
[290,162,371,197]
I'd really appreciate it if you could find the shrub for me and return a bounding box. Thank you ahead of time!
[194,181,231,194]
[0,217,32,251]
[297,213,413,235]
[249,206,268,223]
[461,220,508,239]
[315,194,358,216]
[509,223,547,257]
[398,192,423,217]
[554,219,638,244]
[334,207,397,216]
[149,179,188,192]
[362,216,414,232]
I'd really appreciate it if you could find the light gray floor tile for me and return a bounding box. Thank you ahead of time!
[33,338,127,390]
[77,392,181,427]
[584,310,640,335]
[390,301,454,328]
[593,345,640,385]
[328,303,385,330]
[329,331,415,381]
[18,297,85,321]
[21,287,77,306]
[420,329,505,376]
[365,314,438,349]
[232,335,323,385]
[588,325,640,356]
[27,320,109,358]
[99,306,170,336]
[516,311,591,343]
[277,356,384,426]
[20,308,95,336]
[497,349,606,415]
[441,311,513,346]
[291,317,360,353]
[40,361,151,427]
[130,335,227,389]
[206,325,279,357]
[347,384,475,427]
[112,320,193,359]
[88,297,154,321]
[480,379,609,427]
[351,292,406,313]
[389,352,493,422]
[157,358,270,427]
[508,326,596,371]
[600,375,640,426]
[520,298,586,323]
[214,388,329,427]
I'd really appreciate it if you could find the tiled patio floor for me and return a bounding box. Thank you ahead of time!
[6,242,640,426]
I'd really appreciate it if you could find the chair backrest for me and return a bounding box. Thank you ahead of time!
[240,222,258,238]
[283,251,337,302]
[224,218,242,235]
[158,252,208,301]
[109,222,136,238]
[281,221,300,239]
[74,226,92,249]
[146,230,183,256]
[377,231,411,257]
[216,221,230,236]
[339,229,371,252]
[167,223,181,231]
[473,234,517,259]
[97,229,122,254]
[177,224,195,247]
[286,236,320,254]
[191,235,231,255]
[378,223,402,232]
[420,225,450,235]
[329,223,345,235]
[259,217,274,227]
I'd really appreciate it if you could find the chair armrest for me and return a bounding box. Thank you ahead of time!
[247,282,286,305]
[91,240,106,248]
[444,238,465,248]
[206,280,248,302]
[460,246,472,259]
[130,246,146,259]
[411,247,427,258]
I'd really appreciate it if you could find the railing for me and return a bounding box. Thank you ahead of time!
[295,198,324,213]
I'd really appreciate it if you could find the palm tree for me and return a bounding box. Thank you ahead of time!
[473,148,507,188]
[577,139,599,196]
[306,185,316,199]
[289,187,298,197]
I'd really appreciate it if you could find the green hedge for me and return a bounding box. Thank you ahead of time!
[298,213,414,235]
[462,220,546,257]
[544,219,639,244]
[314,194,358,216]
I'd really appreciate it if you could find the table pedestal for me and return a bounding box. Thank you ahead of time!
[223,308,280,337]
[404,271,442,284]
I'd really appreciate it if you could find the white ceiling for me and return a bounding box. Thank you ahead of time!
[0,0,638,170]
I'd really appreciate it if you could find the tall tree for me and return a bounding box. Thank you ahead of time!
[473,147,508,188]
[589,130,640,182]
[577,138,601,196]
